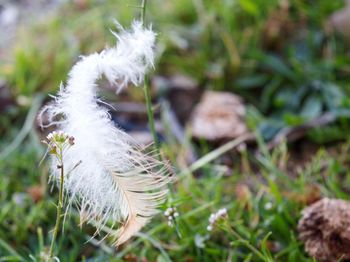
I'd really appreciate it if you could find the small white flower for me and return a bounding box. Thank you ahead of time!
[218,208,227,216]
[164,206,179,227]
[207,208,228,232]
[264,202,273,210]
[43,131,75,158]
[209,213,218,224]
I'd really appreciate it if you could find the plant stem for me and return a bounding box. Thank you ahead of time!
[226,223,266,261]
[141,0,147,25]
[144,77,161,157]
[140,0,162,160]
[49,162,64,258]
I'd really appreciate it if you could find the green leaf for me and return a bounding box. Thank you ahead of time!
[261,55,296,81]
[235,75,269,89]
[261,76,283,112]
[238,0,259,16]
[300,96,322,119]
[283,113,305,126]
[243,253,253,262]
[261,232,274,260]
[322,83,344,110]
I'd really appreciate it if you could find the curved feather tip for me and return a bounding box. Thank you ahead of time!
[40,21,170,245]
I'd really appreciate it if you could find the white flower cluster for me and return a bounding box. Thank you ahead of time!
[42,131,75,159]
[207,208,228,231]
[47,130,66,140]
[164,207,179,227]
[45,131,75,146]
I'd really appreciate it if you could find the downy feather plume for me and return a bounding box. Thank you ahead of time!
[40,21,169,245]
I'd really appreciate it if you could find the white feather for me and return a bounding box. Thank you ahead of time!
[42,21,169,245]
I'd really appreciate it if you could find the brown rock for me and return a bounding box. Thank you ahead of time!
[190,91,248,141]
[329,0,350,43]
[298,198,350,261]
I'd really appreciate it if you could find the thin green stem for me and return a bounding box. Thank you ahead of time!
[143,76,161,158]
[49,160,64,258]
[141,0,147,25]
[226,224,266,261]
[140,0,162,160]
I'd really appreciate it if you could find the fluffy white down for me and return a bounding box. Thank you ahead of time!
[42,21,169,245]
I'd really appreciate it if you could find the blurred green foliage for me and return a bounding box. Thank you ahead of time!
[2,0,350,142]
[1,0,350,261]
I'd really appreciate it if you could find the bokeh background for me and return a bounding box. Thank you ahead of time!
[1,0,350,261]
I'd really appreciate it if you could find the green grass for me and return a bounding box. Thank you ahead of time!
[1,0,350,261]
[2,133,350,261]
